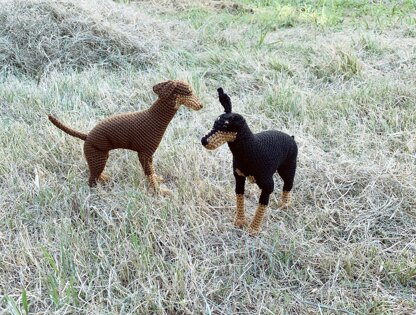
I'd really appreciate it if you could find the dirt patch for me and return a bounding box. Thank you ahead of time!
[212,1,254,14]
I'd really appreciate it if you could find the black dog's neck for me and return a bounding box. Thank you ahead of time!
[227,122,256,156]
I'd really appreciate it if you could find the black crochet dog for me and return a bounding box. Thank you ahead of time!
[201,88,298,235]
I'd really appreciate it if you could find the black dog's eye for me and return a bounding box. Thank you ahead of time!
[225,120,229,124]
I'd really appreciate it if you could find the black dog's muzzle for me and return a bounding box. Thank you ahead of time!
[201,129,237,150]
[201,130,216,146]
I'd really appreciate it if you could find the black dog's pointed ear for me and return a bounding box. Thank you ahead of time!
[217,87,232,113]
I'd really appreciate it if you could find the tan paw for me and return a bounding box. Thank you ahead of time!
[248,226,261,236]
[98,173,110,183]
[277,200,291,208]
[158,187,172,196]
[155,175,165,183]
[234,218,249,229]
[150,186,171,196]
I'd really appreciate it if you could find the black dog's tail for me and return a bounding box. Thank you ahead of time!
[217,87,232,113]
[48,115,87,141]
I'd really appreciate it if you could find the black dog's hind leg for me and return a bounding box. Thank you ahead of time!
[249,177,274,235]
[277,157,297,208]
[234,169,248,228]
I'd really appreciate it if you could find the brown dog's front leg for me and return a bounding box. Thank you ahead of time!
[139,155,169,195]
[139,155,158,191]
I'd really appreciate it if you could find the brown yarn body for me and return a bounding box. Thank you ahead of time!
[49,80,202,191]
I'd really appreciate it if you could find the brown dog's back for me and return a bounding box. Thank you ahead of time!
[49,109,162,153]
[86,110,156,152]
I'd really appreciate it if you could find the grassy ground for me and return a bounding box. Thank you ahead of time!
[1,0,415,314]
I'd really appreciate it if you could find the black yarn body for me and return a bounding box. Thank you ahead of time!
[228,119,298,205]
[202,88,297,233]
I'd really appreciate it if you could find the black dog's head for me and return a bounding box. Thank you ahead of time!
[201,88,246,150]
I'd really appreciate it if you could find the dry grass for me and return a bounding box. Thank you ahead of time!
[1,0,415,314]
[0,0,184,78]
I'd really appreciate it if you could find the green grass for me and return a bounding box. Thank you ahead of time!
[237,0,416,28]
[1,0,415,314]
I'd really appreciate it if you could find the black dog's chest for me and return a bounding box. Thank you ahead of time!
[235,167,256,183]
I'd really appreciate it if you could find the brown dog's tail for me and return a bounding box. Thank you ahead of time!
[48,115,87,141]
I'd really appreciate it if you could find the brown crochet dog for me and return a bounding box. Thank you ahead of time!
[48,80,203,192]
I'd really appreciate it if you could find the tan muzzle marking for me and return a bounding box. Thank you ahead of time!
[204,131,237,150]
[176,94,203,111]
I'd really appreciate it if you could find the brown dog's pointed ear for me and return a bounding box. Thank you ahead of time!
[153,80,178,98]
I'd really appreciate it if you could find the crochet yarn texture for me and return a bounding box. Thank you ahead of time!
[49,80,203,192]
[201,88,298,235]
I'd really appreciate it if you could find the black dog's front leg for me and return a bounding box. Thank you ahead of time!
[234,169,248,228]
[249,178,274,235]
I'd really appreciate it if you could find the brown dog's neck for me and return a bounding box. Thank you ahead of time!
[146,97,178,132]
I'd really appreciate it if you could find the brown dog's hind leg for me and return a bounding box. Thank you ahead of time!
[84,143,109,187]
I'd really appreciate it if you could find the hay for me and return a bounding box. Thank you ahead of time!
[0,0,165,77]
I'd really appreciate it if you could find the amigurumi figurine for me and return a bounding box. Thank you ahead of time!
[201,88,297,235]
[49,80,203,193]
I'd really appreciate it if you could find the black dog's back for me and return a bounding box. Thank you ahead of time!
[255,130,297,170]
[235,130,297,177]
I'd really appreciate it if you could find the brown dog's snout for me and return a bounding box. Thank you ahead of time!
[187,95,203,110]
[176,94,203,111]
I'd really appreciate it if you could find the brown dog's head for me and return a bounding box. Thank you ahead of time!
[153,80,203,111]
